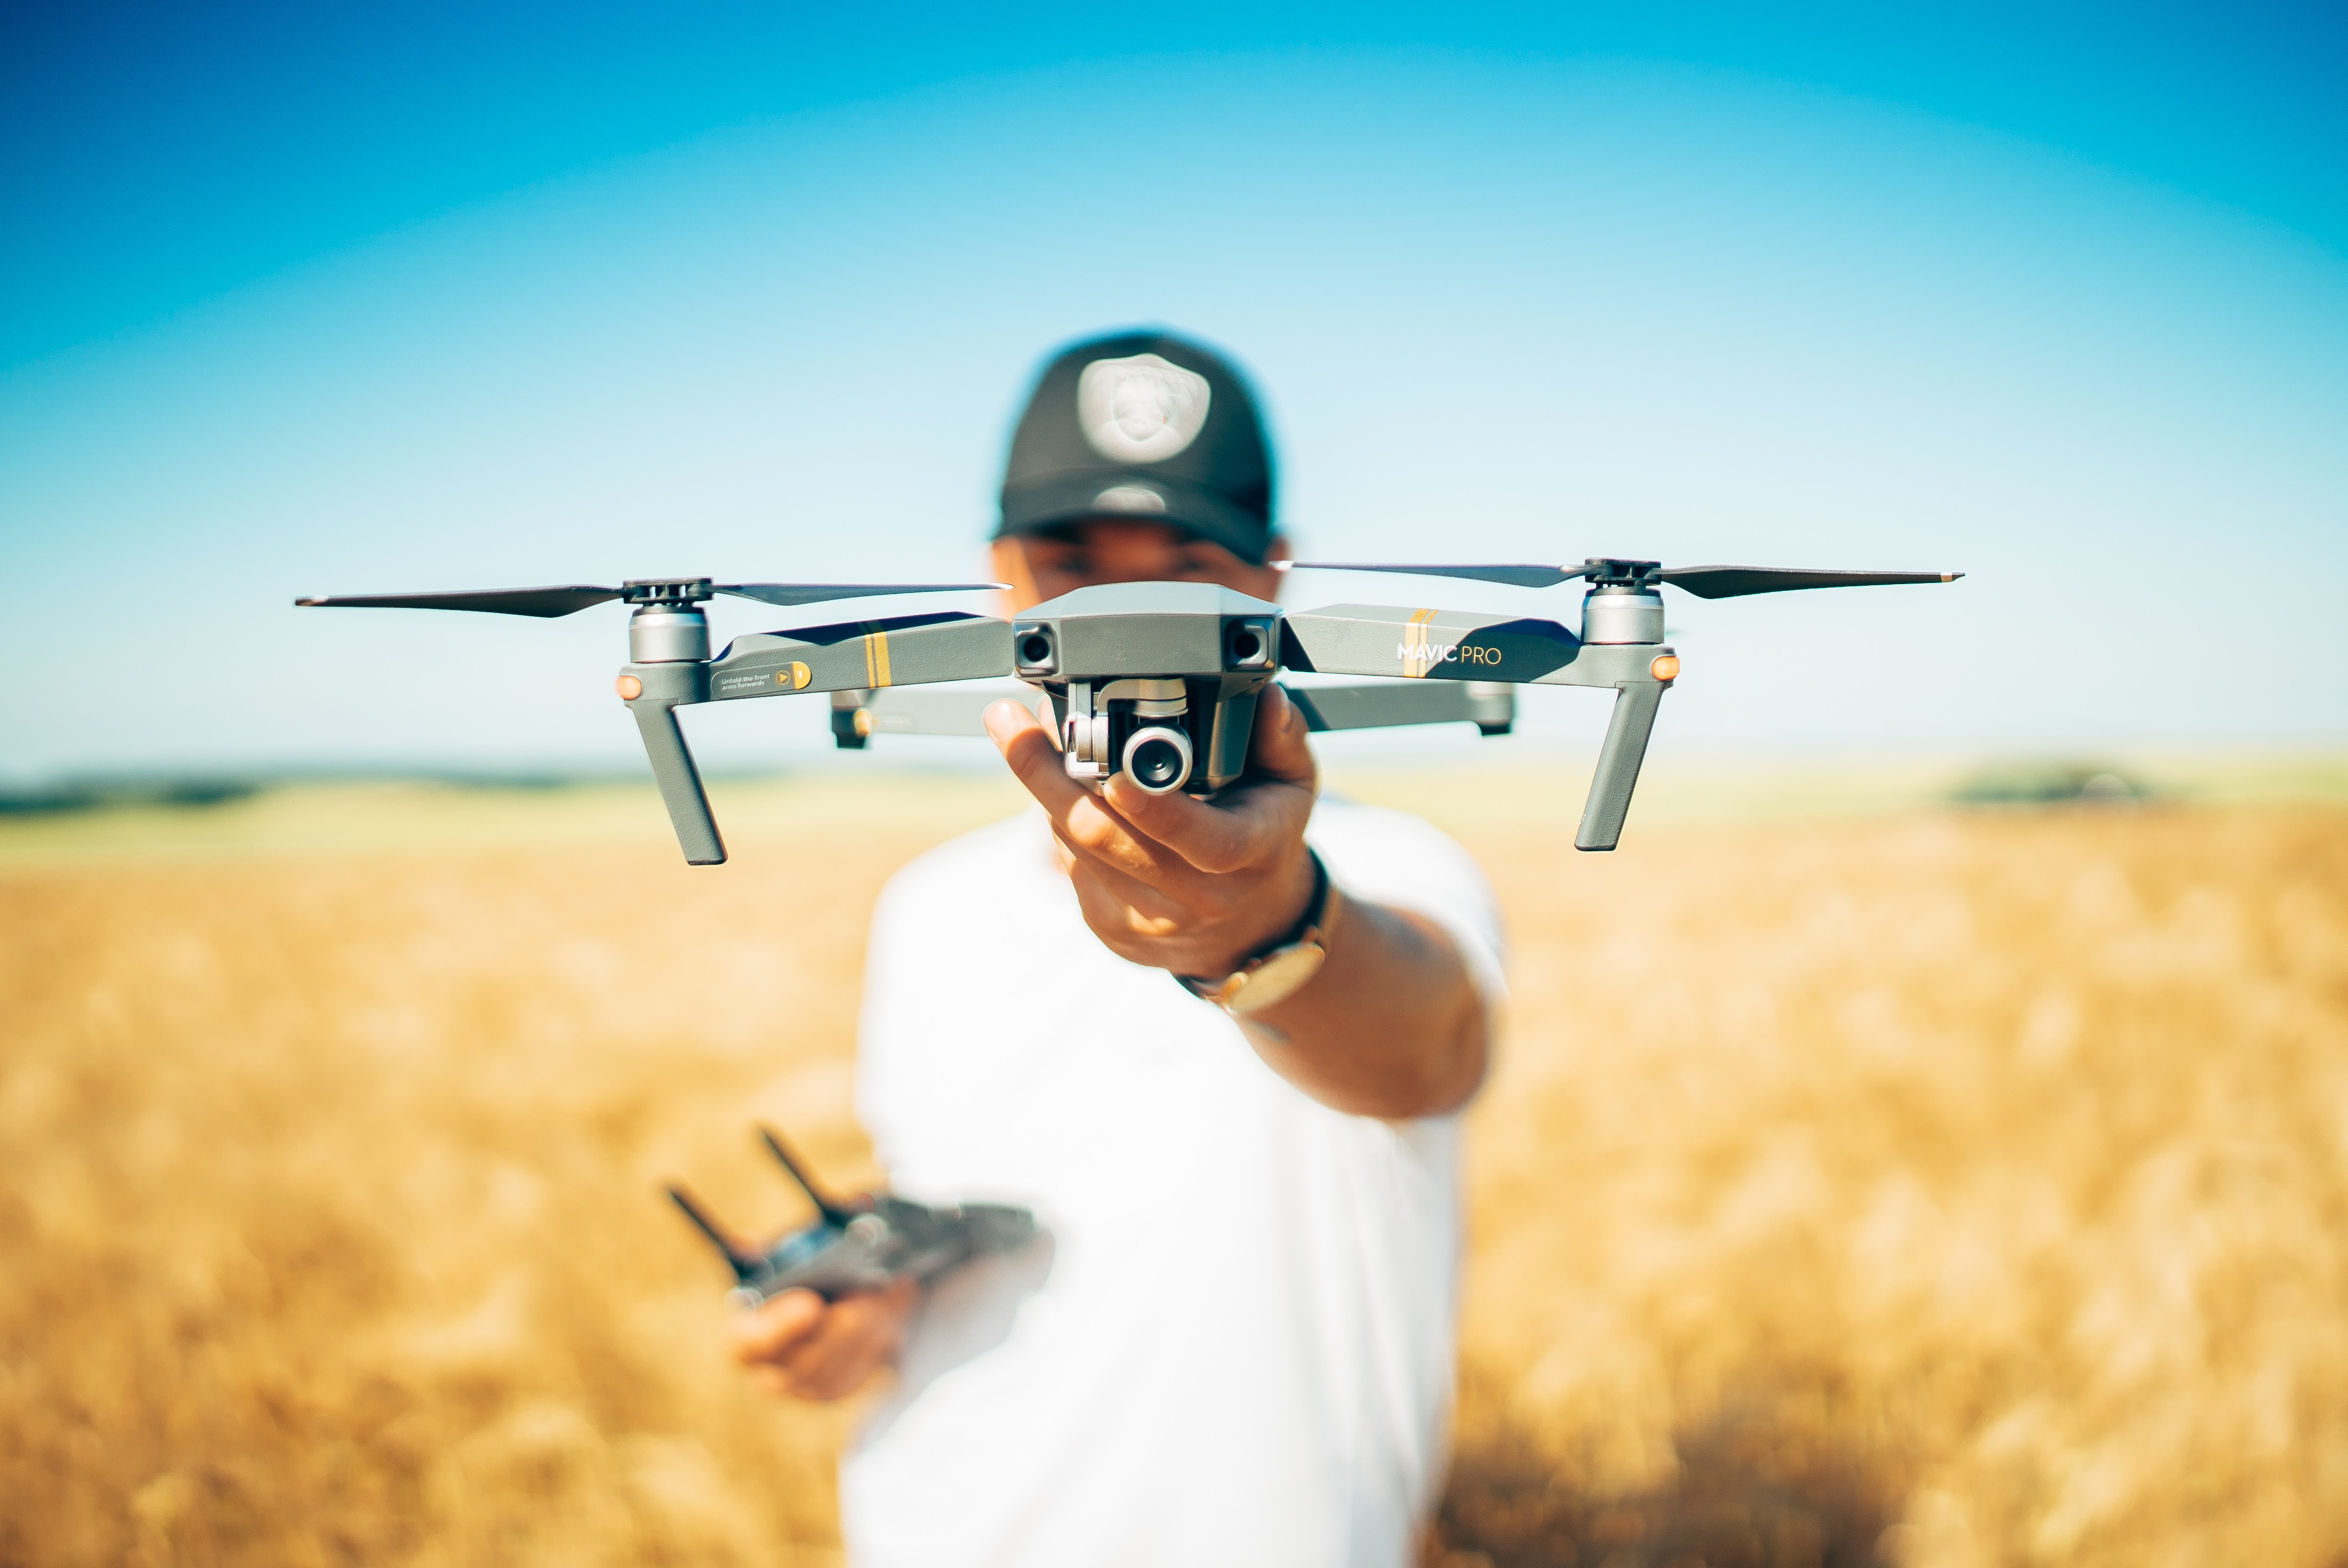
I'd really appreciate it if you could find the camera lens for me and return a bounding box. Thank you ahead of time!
[1122,726,1194,794]
[1228,626,1262,664]
[1017,631,1053,668]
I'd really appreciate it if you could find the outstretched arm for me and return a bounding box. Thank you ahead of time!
[983,686,1488,1119]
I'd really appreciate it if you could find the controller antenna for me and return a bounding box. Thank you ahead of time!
[758,1126,857,1227]
[666,1185,761,1282]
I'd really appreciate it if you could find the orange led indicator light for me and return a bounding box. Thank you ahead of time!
[616,674,643,699]
[1650,654,1681,682]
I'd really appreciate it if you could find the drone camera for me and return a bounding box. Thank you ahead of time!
[1013,626,1057,675]
[1122,725,1195,793]
[1224,617,1276,669]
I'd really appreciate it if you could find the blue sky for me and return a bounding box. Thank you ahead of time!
[3,4,2344,780]
[8,2,2345,363]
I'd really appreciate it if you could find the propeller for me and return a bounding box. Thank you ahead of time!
[1281,558,1961,597]
[295,577,1008,617]
[1655,565,1962,599]
[1281,562,1585,589]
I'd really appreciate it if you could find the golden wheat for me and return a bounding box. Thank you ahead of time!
[3,776,2344,1566]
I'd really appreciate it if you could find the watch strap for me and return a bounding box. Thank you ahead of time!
[1175,850,1330,1005]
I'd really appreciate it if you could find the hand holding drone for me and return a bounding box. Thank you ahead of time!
[668,1126,1038,1308]
[298,555,1959,862]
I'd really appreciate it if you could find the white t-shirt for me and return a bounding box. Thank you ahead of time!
[841,797,1505,1568]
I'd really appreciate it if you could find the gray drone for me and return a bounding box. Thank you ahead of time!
[668,1126,1037,1307]
[297,556,1959,862]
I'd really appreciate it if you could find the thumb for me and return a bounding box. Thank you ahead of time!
[731,1288,825,1364]
[1248,683,1317,789]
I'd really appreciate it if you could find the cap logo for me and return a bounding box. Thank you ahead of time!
[1077,353,1211,464]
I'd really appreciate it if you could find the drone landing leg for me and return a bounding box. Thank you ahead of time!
[1575,682,1664,852]
[629,701,727,865]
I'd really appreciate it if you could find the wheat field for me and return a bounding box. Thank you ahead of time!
[4,768,2345,1566]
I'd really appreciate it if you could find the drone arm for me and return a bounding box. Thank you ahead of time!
[1281,604,1677,848]
[1281,605,1581,682]
[706,613,1013,702]
[844,682,1043,739]
[1280,680,1514,734]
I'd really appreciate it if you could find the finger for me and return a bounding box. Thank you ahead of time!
[985,701,1085,814]
[779,1280,914,1398]
[1101,771,1311,875]
[776,1285,893,1375]
[1051,824,1196,920]
[1247,684,1319,788]
[1064,862,1194,958]
[993,699,1158,877]
[991,700,1196,884]
[994,691,1311,882]
[1099,687,1316,873]
[1057,787,1193,884]
[730,1288,826,1365]
[805,1305,912,1399]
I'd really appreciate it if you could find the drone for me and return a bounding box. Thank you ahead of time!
[297,556,1960,862]
[667,1126,1038,1307]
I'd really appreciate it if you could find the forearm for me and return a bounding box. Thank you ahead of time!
[1242,886,1488,1119]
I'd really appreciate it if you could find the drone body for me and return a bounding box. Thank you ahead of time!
[669,1127,1038,1307]
[298,556,1960,864]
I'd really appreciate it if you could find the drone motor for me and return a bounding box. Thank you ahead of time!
[1581,584,1667,645]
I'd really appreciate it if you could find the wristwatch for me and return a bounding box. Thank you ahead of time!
[1175,850,1331,1018]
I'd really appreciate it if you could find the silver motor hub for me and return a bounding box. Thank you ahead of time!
[629,605,712,663]
[1580,586,1664,645]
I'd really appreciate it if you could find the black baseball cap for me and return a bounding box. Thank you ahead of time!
[996,330,1277,565]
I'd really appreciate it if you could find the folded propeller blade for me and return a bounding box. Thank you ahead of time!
[1284,560,1964,598]
[296,581,1007,617]
[295,585,625,617]
[1281,562,1590,589]
[1657,566,1964,599]
[715,582,1007,607]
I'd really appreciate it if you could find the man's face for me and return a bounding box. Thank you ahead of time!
[991,520,1288,614]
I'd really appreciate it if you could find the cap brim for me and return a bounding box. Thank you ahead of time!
[997,472,1273,565]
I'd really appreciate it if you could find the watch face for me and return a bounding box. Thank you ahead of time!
[1226,941,1327,1017]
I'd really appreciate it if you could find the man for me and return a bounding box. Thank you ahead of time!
[733,331,1503,1566]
